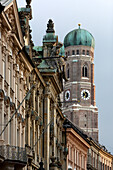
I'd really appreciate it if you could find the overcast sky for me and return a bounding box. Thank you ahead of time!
[17,0,113,154]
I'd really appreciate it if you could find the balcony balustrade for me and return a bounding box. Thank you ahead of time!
[0,145,27,163]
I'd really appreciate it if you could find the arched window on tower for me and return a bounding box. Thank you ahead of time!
[82,65,88,77]
[82,50,85,55]
[67,64,70,79]
[76,49,79,55]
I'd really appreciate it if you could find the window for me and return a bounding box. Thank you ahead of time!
[67,68,69,78]
[17,128,19,146]
[87,50,89,55]
[72,50,75,55]
[82,65,88,77]
[4,58,6,80]
[82,50,85,55]
[67,64,70,78]
[66,52,68,57]
[76,50,79,55]
[10,63,12,88]
[68,51,70,56]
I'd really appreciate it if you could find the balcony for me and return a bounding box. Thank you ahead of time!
[0,145,27,163]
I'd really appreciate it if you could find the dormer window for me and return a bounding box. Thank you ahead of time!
[76,50,79,55]
[82,65,88,77]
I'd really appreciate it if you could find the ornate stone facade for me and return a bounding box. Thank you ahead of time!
[0,1,67,170]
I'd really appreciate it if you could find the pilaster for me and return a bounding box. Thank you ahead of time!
[44,85,51,170]
[0,99,4,144]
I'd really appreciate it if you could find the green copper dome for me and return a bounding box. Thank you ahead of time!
[64,26,95,48]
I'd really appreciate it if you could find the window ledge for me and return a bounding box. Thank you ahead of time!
[82,77,89,80]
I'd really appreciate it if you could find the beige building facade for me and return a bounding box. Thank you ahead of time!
[64,118,90,170]
[87,138,113,170]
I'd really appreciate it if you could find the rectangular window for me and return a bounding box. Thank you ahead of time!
[17,80,19,100]
[10,63,12,88]
[30,126,33,148]
[4,60,6,80]
[17,128,19,146]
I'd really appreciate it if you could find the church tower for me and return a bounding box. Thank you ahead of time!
[63,24,98,142]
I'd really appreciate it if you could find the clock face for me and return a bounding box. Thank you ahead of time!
[81,90,90,100]
[65,90,70,101]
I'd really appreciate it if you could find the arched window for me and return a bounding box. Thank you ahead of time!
[82,65,88,77]
[76,49,79,55]
[72,50,75,55]
[87,50,89,55]
[82,50,85,55]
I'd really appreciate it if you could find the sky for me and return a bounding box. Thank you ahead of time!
[17,0,113,154]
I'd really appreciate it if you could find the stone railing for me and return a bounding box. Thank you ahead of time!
[0,145,27,163]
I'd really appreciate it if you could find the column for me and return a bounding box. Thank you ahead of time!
[28,114,30,146]
[32,82,35,150]
[72,145,75,170]
[0,99,4,144]
[44,85,51,170]
[85,155,87,170]
[37,88,42,161]
[0,19,3,76]
[53,103,57,157]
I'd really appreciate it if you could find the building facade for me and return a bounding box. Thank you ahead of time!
[62,24,98,142]
[87,138,113,170]
[64,118,113,170]
[63,118,90,170]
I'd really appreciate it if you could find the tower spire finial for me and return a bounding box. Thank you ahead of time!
[78,23,81,29]
[46,19,55,33]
